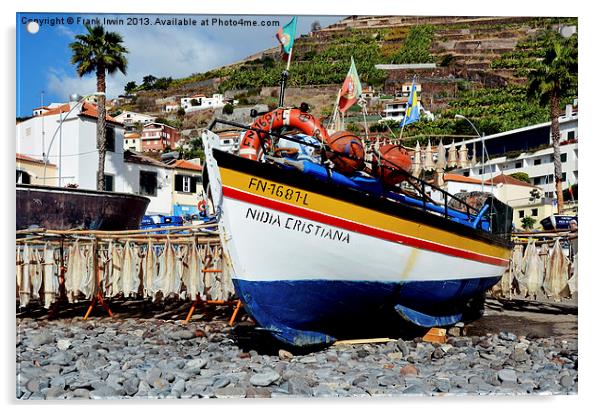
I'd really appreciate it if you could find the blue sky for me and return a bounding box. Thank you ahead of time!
[16,13,343,117]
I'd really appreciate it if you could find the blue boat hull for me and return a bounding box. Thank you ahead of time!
[233,276,500,347]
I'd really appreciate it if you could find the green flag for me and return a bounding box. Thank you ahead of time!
[276,16,297,54]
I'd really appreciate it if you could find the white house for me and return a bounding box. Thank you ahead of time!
[181,93,226,113]
[123,132,142,152]
[114,110,157,127]
[164,104,180,113]
[16,100,174,215]
[32,103,64,117]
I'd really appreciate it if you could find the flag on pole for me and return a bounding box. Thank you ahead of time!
[338,57,363,113]
[401,78,420,127]
[276,17,297,56]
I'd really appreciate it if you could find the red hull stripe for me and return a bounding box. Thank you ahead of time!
[222,186,509,267]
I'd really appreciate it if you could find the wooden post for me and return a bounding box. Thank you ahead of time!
[228,300,242,326]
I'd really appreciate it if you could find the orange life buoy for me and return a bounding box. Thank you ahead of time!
[240,108,329,160]
[239,108,365,173]
[197,200,206,212]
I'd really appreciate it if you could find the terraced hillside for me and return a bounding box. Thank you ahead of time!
[125,15,577,140]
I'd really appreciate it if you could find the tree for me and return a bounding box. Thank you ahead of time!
[124,81,137,94]
[521,216,536,230]
[510,172,530,183]
[142,75,157,89]
[222,103,234,115]
[70,24,128,191]
[527,32,577,213]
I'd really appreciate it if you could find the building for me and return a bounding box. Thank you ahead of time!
[16,100,126,190]
[169,159,204,217]
[32,103,64,117]
[382,100,408,122]
[16,154,58,186]
[450,103,578,198]
[122,151,174,215]
[140,122,180,152]
[433,173,555,230]
[114,111,157,128]
[16,99,177,216]
[123,132,142,152]
[164,104,180,113]
[181,93,226,113]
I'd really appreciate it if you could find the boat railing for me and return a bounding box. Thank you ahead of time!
[208,118,487,230]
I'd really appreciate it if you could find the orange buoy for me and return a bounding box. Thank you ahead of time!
[327,131,365,174]
[372,144,412,186]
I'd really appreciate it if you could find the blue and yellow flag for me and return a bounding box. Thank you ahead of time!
[401,78,420,127]
[276,16,297,54]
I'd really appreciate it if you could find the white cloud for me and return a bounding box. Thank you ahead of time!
[44,14,342,101]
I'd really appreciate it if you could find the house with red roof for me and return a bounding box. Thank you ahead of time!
[434,172,555,230]
[165,158,204,217]
[17,100,125,190]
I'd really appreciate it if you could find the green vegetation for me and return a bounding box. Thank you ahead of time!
[222,103,234,115]
[510,172,531,183]
[219,33,389,92]
[521,216,536,230]
[391,85,551,142]
[390,25,436,64]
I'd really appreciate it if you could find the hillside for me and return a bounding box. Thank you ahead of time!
[122,15,577,141]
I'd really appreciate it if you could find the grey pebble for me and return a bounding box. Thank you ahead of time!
[250,370,280,387]
[214,386,246,398]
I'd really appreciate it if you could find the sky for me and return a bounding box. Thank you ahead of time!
[16,13,343,117]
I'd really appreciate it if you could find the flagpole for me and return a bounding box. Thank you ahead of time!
[286,45,293,72]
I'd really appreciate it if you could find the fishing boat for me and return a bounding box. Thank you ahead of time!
[17,184,150,231]
[201,108,513,347]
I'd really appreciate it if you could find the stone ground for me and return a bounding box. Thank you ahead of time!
[16,297,577,399]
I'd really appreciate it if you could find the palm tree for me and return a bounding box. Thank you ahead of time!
[70,24,128,190]
[527,33,577,212]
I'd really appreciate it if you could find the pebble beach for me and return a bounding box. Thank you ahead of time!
[16,298,577,399]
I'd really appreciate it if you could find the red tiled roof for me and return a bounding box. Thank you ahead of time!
[16,153,55,166]
[38,102,121,124]
[124,150,172,168]
[173,159,203,172]
[443,174,494,186]
[490,173,536,188]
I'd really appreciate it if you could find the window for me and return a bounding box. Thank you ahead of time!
[519,210,525,218]
[561,153,567,163]
[567,130,575,139]
[534,158,541,166]
[139,171,158,196]
[531,209,538,217]
[562,172,567,182]
[175,174,197,193]
[515,161,522,168]
[105,127,115,152]
[478,168,483,174]
[545,192,554,198]
[533,177,541,185]
[104,174,114,192]
[16,170,31,184]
